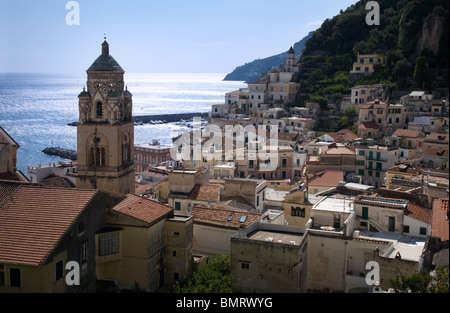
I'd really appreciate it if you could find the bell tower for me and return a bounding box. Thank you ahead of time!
[76,40,135,195]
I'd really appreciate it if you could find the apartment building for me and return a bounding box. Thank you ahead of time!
[355,142,399,187]
[358,99,407,137]
[350,52,386,76]
[350,84,390,106]
[134,140,172,173]
[421,133,449,169]
[306,143,356,173]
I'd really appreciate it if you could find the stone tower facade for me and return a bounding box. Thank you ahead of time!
[76,40,135,195]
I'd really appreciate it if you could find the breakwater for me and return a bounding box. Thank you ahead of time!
[134,112,209,124]
[42,147,77,161]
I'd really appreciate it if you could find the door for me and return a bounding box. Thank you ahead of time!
[362,207,369,219]
[388,216,395,232]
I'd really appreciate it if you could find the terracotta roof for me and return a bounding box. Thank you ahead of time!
[431,198,449,242]
[327,129,359,142]
[358,122,380,130]
[308,171,344,187]
[38,176,75,188]
[393,129,424,138]
[0,186,98,266]
[424,133,449,143]
[354,194,408,209]
[0,180,35,207]
[110,194,172,225]
[421,146,449,157]
[191,206,260,228]
[320,144,356,155]
[405,203,432,224]
[189,184,220,203]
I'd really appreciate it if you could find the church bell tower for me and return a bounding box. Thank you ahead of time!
[76,40,135,195]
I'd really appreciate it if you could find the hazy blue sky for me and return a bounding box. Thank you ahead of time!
[0,0,358,74]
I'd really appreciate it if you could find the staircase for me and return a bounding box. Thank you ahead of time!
[367,219,387,232]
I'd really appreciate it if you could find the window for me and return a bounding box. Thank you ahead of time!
[403,225,410,233]
[98,232,119,256]
[359,150,365,156]
[0,264,4,286]
[96,101,103,118]
[282,158,287,168]
[239,215,248,223]
[358,169,365,176]
[241,262,250,270]
[249,160,254,168]
[172,250,177,257]
[292,207,305,217]
[10,268,21,288]
[174,202,181,211]
[174,273,179,280]
[227,216,233,222]
[55,260,64,281]
[78,222,85,234]
[173,232,180,236]
[81,241,88,264]
[420,227,427,235]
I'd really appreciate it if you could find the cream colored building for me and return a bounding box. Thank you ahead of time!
[191,207,261,256]
[350,52,385,76]
[282,186,313,226]
[358,99,407,138]
[96,194,193,292]
[230,223,307,293]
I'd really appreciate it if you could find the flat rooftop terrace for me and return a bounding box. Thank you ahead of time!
[248,230,303,246]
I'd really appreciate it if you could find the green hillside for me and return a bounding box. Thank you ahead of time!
[297,0,449,99]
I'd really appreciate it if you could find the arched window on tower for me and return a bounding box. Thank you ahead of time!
[89,136,107,167]
[122,133,131,164]
[96,101,103,118]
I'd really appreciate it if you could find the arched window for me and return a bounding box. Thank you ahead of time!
[122,133,130,163]
[96,101,103,118]
[88,136,107,167]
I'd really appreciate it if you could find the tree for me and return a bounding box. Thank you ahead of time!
[413,56,431,89]
[310,95,328,111]
[170,254,232,293]
[389,268,449,293]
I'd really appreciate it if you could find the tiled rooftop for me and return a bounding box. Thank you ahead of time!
[110,194,173,225]
[0,186,98,266]
[308,171,344,187]
[189,184,221,203]
[431,198,449,242]
[405,203,432,224]
[191,206,260,228]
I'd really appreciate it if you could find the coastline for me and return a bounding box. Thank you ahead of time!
[67,112,210,126]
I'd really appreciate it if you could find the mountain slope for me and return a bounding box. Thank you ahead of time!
[223,31,313,82]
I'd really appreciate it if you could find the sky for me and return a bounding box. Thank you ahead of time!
[0,0,358,75]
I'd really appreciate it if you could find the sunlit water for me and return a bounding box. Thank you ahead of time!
[0,73,245,173]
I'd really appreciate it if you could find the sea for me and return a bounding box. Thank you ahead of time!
[0,73,246,174]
